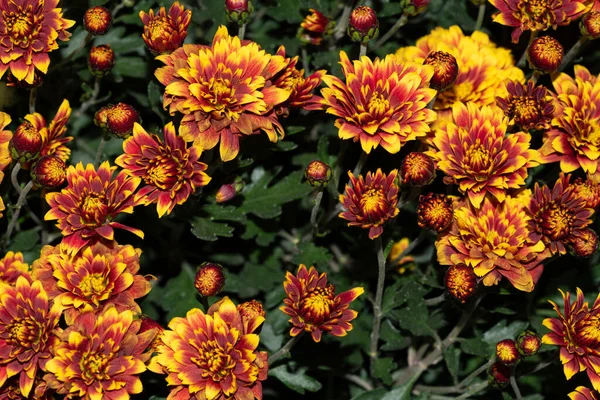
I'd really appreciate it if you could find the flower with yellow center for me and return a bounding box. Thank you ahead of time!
[139,1,191,55]
[0,251,30,284]
[496,80,554,131]
[0,0,74,83]
[281,264,364,342]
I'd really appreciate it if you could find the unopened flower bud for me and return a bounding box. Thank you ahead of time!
[417,193,453,232]
[216,177,243,203]
[348,6,379,44]
[401,152,436,186]
[516,330,541,357]
[83,6,112,36]
[88,44,115,77]
[31,156,67,189]
[305,160,332,188]
[9,121,42,164]
[194,262,226,297]
[401,0,431,16]
[445,264,477,303]
[94,106,110,129]
[569,228,599,258]
[527,36,564,73]
[496,339,521,366]
[237,299,266,332]
[298,9,334,46]
[488,362,510,389]
[106,103,140,138]
[423,51,459,91]
[581,11,600,40]
[225,0,254,24]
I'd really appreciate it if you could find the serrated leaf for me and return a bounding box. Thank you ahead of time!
[269,365,322,394]
[114,57,148,79]
[93,26,144,54]
[443,345,461,383]
[260,322,284,353]
[291,242,332,268]
[149,264,201,321]
[373,357,397,385]
[482,320,529,345]
[190,218,235,241]
[380,320,410,351]
[240,218,277,246]
[460,338,491,357]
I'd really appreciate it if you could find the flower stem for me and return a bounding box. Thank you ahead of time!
[238,23,247,40]
[369,236,387,375]
[474,3,486,31]
[5,181,34,242]
[29,88,37,114]
[351,151,368,177]
[77,76,102,118]
[510,371,523,400]
[559,36,588,72]
[387,230,425,269]
[333,0,355,40]
[373,14,408,50]
[269,333,304,364]
[94,135,108,168]
[310,191,324,234]
[517,30,537,68]
[359,43,368,58]
[10,162,22,195]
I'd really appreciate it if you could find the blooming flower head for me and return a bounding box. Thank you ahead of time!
[31,241,151,325]
[0,0,74,84]
[496,80,554,131]
[339,169,400,239]
[44,161,143,255]
[540,65,600,174]
[149,297,268,400]
[571,177,600,211]
[139,1,191,55]
[321,51,436,154]
[0,277,61,397]
[281,264,364,342]
[156,26,290,162]
[298,8,334,45]
[44,306,156,399]
[570,387,600,400]
[0,250,30,284]
[115,122,211,217]
[436,194,548,292]
[543,288,600,390]
[489,0,592,43]
[396,25,524,117]
[427,102,538,208]
[528,173,594,255]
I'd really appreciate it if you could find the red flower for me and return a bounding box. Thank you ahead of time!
[139,1,191,55]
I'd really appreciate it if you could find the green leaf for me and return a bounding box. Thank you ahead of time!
[269,365,322,394]
[148,264,201,321]
[443,345,461,383]
[291,242,333,268]
[240,218,277,246]
[460,338,491,357]
[93,26,144,55]
[113,57,148,79]
[351,389,388,400]
[11,229,39,252]
[148,80,165,123]
[190,218,235,241]
[380,320,410,351]
[352,374,420,400]
[482,320,529,345]
[259,322,284,353]
[373,357,397,385]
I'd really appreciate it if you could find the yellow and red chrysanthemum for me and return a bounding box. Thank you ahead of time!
[321,51,436,154]
[339,169,400,239]
[156,26,290,162]
[0,111,11,218]
[388,238,416,274]
[496,79,555,131]
[489,0,592,42]
[0,0,74,83]
[115,122,211,218]
[0,277,61,397]
[44,306,156,399]
[528,173,594,255]
[281,264,364,342]
[149,297,268,400]
[436,194,548,292]
[139,1,191,55]
[0,250,30,284]
[570,387,600,400]
[543,288,600,390]
[31,241,151,325]
[427,102,538,208]
[44,161,143,254]
[298,8,334,45]
[540,65,600,175]
[396,26,524,117]
[571,177,600,211]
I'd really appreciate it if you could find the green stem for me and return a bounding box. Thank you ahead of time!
[77,76,102,118]
[310,191,324,233]
[238,23,247,40]
[373,14,408,50]
[559,36,588,72]
[369,236,387,375]
[510,372,523,400]
[5,181,34,242]
[351,151,368,177]
[517,30,537,68]
[29,87,37,114]
[94,135,108,168]
[333,0,355,40]
[359,43,367,58]
[10,162,22,195]
[474,3,486,31]
[269,333,304,364]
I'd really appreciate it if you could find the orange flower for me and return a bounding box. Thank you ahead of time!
[149,297,268,400]
[543,288,600,391]
[0,0,74,83]
[281,264,364,342]
[298,8,334,45]
[139,1,191,55]
[339,169,400,239]
[427,102,538,208]
[115,122,211,217]
[0,277,61,397]
[44,162,143,255]
[540,65,600,174]
[436,194,548,292]
[489,0,592,42]
[0,250,30,284]
[0,112,12,216]
[320,51,436,153]
[496,80,554,131]
[156,26,290,162]
[31,241,151,325]
[570,387,600,400]
[45,306,156,399]
[388,238,416,274]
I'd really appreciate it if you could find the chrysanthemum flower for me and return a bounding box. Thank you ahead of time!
[489,0,592,43]
[0,112,11,217]
[496,80,554,131]
[571,177,600,210]
[281,264,364,342]
[445,264,477,303]
[0,250,30,284]
[0,277,61,397]
[44,162,143,254]
[298,8,334,45]
[436,194,548,292]
[45,306,156,399]
[396,25,524,117]
[149,297,268,400]
[339,169,400,239]
[528,173,593,255]
[570,387,600,400]
[496,339,521,366]
[0,373,51,399]
[540,65,600,174]
[320,51,436,153]
[543,288,600,390]
[0,0,74,84]
[570,227,599,257]
[139,1,191,55]
[156,26,290,162]
[417,193,454,232]
[115,122,210,217]
[31,241,151,325]
[427,102,538,208]
[388,238,416,274]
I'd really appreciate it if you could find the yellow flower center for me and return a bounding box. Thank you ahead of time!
[367,94,389,117]
[497,343,516,361]
[81,352,111,384]
[208,78,236,113]
[149,17,172,41]
[79,191,108,225]
[360,188,387,220]
[145,156,179,190]
[571,114,600,151]
[195,339,236,386]
[3,7,40,47]
[540,203,575,241]
[299,285,335,325]
[510,96,542,126]
[579,315,600,347]
[521,0,553,26]
[79,273,107,299]
[7,316,42,350]
[464,141,493,180]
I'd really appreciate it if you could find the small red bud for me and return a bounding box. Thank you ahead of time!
[9,121,42,164]
[94,106,110,129]
[31,155,67,190]
[106,103,140,138]
[348,6,379,44]
[581,11,600,40]
[401,152,436,186]
[216,177,243,203]
[527,36,564,73]
[88,44,115,77]
[194,262,226,297]
[516,330,541,357]
[444,264,477,303]
[83,6,112,36]
[417,193,453,232]
[423,51,459,91]
[496,339,521,366]
[305,160,332,188]
[225,0,254,24]
[569,228,599,258]
[488,362,510,389]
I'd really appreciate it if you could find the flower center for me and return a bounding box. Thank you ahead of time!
[360,188,387,220]
[79,273,107,299]
[195,339,236,383]
[539,203,575,241]
[79,191,108,225]
[81,352,111,384]
[144,156,179,190]
[464,141,493,180]
[149,17,172,41]
[579,315,600,347]
[367,94,389,117]
[572,114,600,150]
[510,97,542,126]
[7,317,42,351]
[3,6,41,47]
[209,78,235,111]
[299,284,335,325]
[521,0,554,27]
